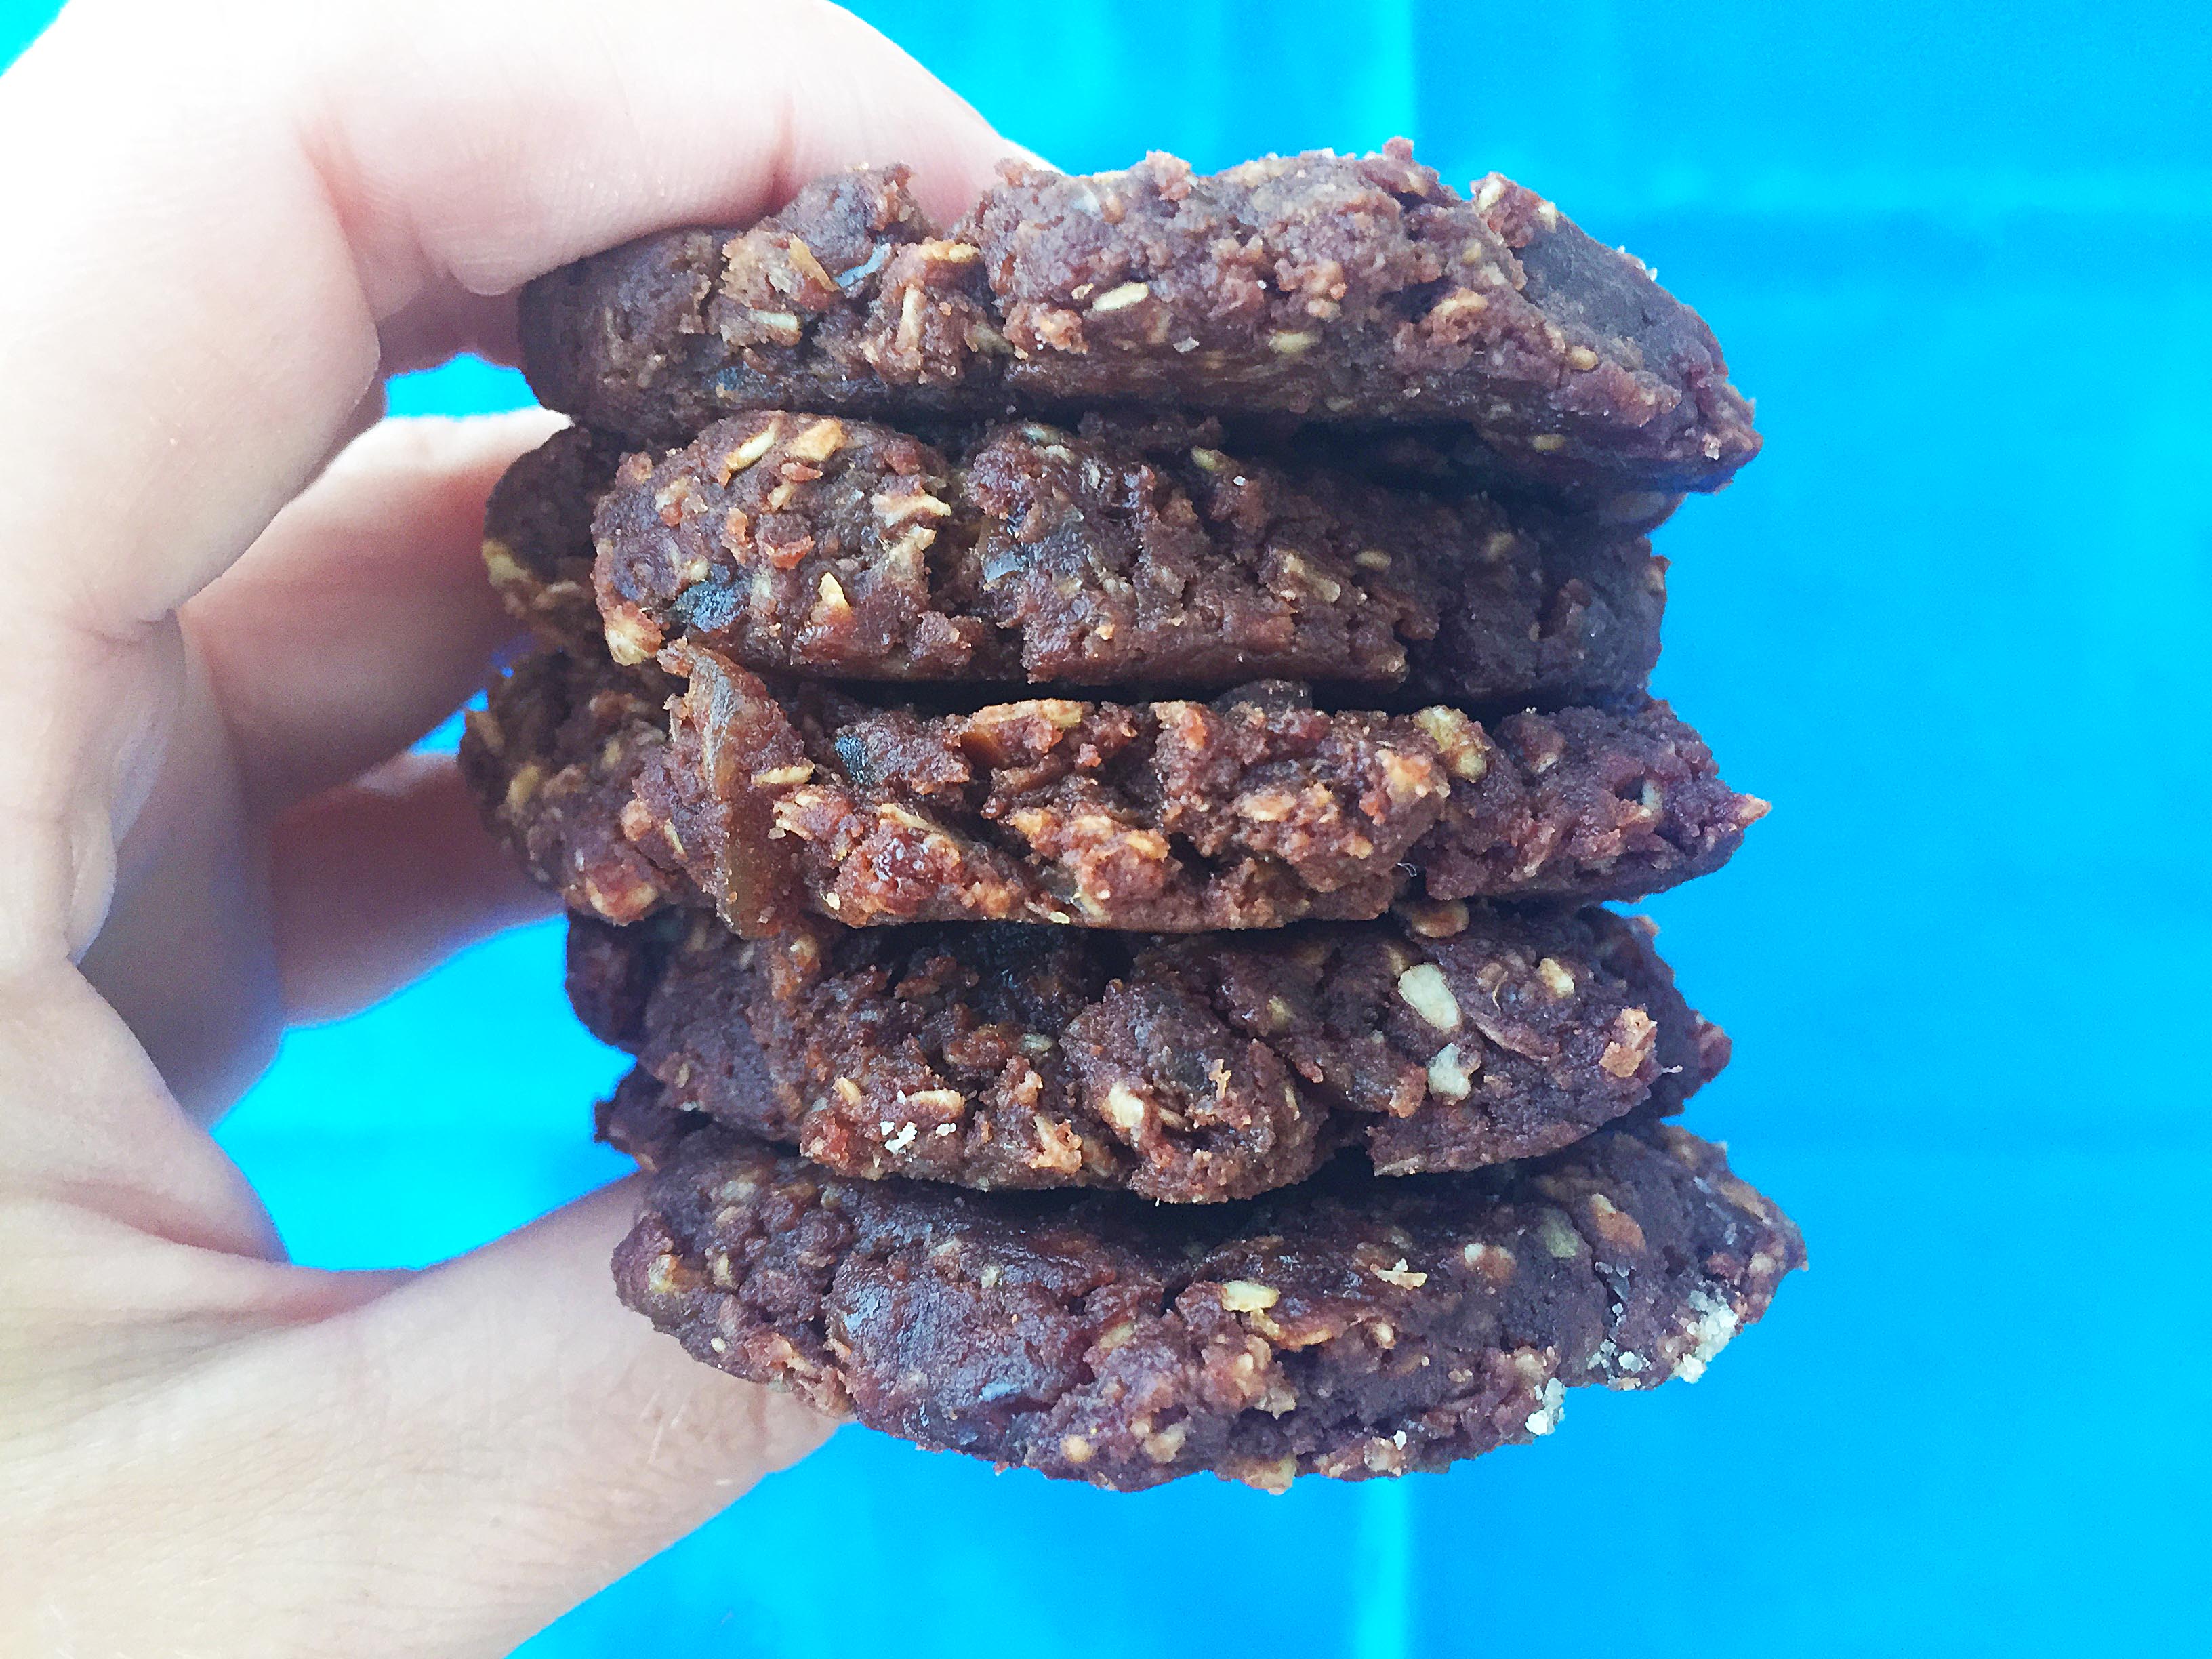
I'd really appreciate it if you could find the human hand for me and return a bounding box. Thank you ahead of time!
[0,1,1019,1651]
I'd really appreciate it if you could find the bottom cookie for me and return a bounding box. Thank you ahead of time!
[612,1109,1803,1491]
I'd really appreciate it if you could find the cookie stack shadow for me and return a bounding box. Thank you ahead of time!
[463,142,1804,1492]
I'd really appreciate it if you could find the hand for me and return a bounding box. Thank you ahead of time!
[0,1,1019,1651]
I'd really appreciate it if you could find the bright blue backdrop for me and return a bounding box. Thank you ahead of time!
[7,2,2209,1653]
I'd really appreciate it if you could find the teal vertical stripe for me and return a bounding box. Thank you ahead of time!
[1351,0,1419,144]
[1352,1477,1416,1659]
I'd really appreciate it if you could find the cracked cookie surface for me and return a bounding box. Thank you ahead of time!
[456,649,680,925]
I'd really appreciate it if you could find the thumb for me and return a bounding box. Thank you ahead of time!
[1,1179,832,1659]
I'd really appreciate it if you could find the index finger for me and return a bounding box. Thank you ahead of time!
[0,0,1019,961]
[0,0,1013,632]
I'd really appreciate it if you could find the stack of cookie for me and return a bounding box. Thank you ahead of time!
[463,142,1803,1492]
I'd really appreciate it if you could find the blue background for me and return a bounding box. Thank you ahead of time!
[7,1,2210,1652]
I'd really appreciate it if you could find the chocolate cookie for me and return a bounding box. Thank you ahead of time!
[610,1111,1803,1490]
[583,410,1664,702]
[464,646,1763,934]
[457,649,680,924]
[520,142,1759,503]
[480,424,631,651]
[569,901,1726,1202]
[639,647,1762,932]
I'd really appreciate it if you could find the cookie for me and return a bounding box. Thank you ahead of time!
[456,649,681,924]
[584,410,1664,701]
[464,646,1763,934]
[520,142,1759,502]
[480,424,630,651]
[610,1111,1803,1490]
[569,899,1726,1202]
[633,647,1763,932]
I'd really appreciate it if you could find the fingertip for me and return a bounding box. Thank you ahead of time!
[368,1173,839,1534]
[25,1172,836,1656]
[323,407,566,483]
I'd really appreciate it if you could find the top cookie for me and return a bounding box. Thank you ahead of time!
[520,141,1759,502]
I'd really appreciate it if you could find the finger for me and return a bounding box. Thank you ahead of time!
[270,753,556,1027]
[0,962,280,1262]
[87,742,556,1116]
[186,410,563,816]
[89,411,560,1108]
[70,630,282,1118]
[2,1179,832,1658]
[328,1183,834,1648]
[3,0,1015,630]
[0,0,1023,962]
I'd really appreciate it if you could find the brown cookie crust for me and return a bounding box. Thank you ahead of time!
[611,1113,1803,1490]
[464,647,1763,933]
[480,424,632,651]
[639,648,1451,933]
[571,901,1727,1202]
[583,410,1664,701]
[520,142,1758,501]
[1413,699,1766,905]
[457,650,680,925]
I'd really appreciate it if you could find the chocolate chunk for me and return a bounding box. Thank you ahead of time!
[520,143,1759,502]
[571,900,1725,1202]
[611,1112,1803,1490]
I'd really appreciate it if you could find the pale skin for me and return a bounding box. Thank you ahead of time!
[0,1,1026,1651]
